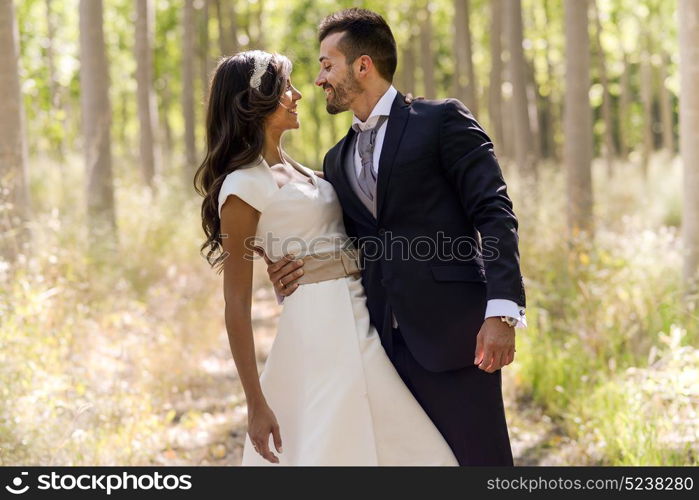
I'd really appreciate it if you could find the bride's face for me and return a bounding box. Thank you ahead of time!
[267,75,302,132]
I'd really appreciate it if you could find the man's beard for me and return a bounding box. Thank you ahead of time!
[325,71,361,115]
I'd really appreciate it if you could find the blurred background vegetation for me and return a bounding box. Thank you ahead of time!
[1,0,698,465]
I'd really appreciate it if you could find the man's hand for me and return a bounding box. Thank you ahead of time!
[404,92,425,104]
[256,248,304,297]
[474,317,516,372]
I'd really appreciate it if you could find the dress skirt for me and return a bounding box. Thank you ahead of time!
[241,275,458,466]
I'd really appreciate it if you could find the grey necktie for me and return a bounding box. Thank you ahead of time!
[354,115,388,201]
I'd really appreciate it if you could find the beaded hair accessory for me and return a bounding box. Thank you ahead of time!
[249,50,273,90]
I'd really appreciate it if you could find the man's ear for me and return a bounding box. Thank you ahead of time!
[356,55,373,77]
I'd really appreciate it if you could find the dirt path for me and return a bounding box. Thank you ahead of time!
[150,286,573,466]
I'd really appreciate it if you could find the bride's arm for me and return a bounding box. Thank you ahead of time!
[220,195,282,463]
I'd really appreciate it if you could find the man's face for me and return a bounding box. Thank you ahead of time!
[315,31,362,114]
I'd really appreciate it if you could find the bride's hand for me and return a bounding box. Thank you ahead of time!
[248,401,283,463]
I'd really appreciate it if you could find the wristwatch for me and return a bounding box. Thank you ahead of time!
[499,316,518,328]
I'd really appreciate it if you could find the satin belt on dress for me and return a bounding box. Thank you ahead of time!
[294,247,363,285]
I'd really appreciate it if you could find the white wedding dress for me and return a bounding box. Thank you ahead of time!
[218,154,458,466]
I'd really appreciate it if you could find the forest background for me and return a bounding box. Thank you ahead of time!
[1,0,698,465]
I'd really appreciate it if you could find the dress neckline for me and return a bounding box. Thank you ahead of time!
[259,152,318,189]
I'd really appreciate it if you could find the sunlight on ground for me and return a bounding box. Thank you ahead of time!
[1,152,696,465]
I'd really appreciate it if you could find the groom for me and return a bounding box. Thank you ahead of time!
[267,8,527,466]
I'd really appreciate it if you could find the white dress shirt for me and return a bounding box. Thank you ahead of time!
[350,85,527,329]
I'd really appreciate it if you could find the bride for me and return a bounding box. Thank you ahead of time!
[194,50,457,466]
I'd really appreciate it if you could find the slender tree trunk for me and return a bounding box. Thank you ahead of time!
[619,49,631,159]
[488,0,505,156]
[79,0,117,258]
[0,0,31,263]
[419,1,436,98]
[640,49,654,178]
[410,30,421,96]
[541,0,558,160]
[183,0,197,174]
[505,0,535,180]
[680,0,699,291]
[162,86,174,166]
[592,0,616,177]
[659,51,675,154]
[119,91,129,154]
[400,28,416,94]
[453,0,477,115]
[525,56,542,164]
[501,5,514,161]
[199,0,210,101]
[135,0,158,191]
[45,0,66,161]
[564,0,594,237]
[256,0,265,49]
[215,0,237,56]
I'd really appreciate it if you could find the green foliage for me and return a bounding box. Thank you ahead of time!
[6,0,695,466]
[0,155,221,465]
[510,155,698,465]
[15,0,680,171]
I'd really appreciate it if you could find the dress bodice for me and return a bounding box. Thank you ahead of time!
[218,153,351,260]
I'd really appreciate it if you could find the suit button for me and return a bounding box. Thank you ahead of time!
[380,278,387,286]
[378,228,386,236]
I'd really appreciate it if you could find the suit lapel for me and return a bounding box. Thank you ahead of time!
[331,127,375,225]
[376,92,410,220]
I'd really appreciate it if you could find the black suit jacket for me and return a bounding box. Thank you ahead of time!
[323,90,526,372]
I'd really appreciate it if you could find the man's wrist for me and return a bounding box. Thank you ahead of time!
[485,298,527,328]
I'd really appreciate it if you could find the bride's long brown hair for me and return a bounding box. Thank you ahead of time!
[194,51,292,273]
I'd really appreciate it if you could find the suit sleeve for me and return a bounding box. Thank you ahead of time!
[438,98,526,307]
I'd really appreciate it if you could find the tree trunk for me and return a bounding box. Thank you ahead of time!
[453,0,478,115]
[564,0,593,237]
[640,49,654,178]
[541,0,559,160]
[215,0,237,56]
[501,6,514,161]
[680,0,699,291]
[488,0,505,157]
[45,0,65,161]
[135,0,158,191]
[419,1,436,98]
[505,0,535,180]
[256,0,265,49]
[592,0,616,177]
[183,0,197,174]
[619,49,631,159]
[199,0,211,100]
[399,28,416,95]
[79,0,117,258]
[0,0,31,263]
[525,55,542,164]
[659,51,675,154]
[162,85,174,166]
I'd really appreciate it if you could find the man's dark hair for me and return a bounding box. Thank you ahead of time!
[318,8,397,82]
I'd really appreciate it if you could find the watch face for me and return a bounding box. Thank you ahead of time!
[502,316,517,327]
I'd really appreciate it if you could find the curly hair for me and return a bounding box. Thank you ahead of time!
[193,50,292,273]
